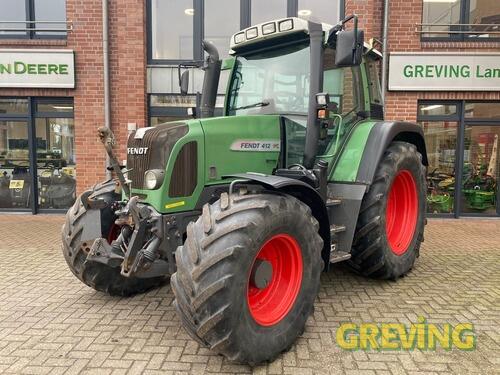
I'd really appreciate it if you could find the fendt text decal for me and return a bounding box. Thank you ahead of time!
[230,140,281,152]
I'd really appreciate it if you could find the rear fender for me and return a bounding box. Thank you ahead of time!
[356,121,428,186]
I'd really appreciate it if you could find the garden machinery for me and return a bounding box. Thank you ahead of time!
[62,15,428,364]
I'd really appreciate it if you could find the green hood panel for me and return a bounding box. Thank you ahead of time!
[200,115,281,185]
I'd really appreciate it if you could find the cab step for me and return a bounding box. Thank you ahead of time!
[330,250,351,263]
[326,198,342,206]
[330,224,346,235]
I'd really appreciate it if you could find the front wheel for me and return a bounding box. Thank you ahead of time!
[62,180,166,296]
[349,141,426,279]
[171,192,323,364]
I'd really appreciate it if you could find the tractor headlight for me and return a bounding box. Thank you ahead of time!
[279,19,294,32]
[144,169,165,190]
[234,32,245,44]
[262,22,276,35]
[246,27,258,39]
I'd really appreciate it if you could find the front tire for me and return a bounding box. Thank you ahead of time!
[349,141,426,279]
[62,180,165,296]
[171,192,323,364]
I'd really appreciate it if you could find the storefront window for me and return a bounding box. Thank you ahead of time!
[418,103,457,117]
[151,0,194,60]
[421,121,458,214]
[421,0,500,39]
[0,0,67,38]
[0,98,29,115]
[461,125,499,215]
[465,102,500,119]
[251,0,287,25]
[298,0,340,25]
[205,0,240,57]
[0,97,75,212]
[0,121,32,209]
[35,116,75,209]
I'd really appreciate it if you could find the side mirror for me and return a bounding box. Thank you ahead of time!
[335,29,364,67]
[328,14,364,67]
[180,70,189,96]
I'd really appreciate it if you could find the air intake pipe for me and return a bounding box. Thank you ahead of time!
[200,40,222,118]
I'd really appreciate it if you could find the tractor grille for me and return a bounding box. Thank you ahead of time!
[127,123,188,189]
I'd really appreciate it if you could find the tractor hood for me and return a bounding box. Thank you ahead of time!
[127,115,282,214]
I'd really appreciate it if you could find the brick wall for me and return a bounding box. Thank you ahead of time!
[0,0,147,194]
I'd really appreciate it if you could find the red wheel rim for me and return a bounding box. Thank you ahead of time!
[247,234,303,326]
[385,170,418,255]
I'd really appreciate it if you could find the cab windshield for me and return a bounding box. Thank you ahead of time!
[227,42,310,116]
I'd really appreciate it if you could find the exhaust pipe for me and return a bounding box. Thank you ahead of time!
[200,40,222,118]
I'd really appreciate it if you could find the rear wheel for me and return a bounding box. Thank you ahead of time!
[349,142,426,279]
[171,192,323,365]
[62,180,166,296]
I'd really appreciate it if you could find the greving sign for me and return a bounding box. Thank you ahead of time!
[0,49,75,88]
[388,52,500,91]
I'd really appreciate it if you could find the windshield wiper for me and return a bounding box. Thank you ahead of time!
[232,101,270,111]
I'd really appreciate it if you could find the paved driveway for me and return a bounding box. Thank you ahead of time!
[0,215,498,374]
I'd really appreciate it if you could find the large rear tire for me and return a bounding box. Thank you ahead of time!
[171,192,323,365]
[349,141,426,279]
[62,180,166,296]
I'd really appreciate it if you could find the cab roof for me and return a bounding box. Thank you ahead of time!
[229,17,382,59]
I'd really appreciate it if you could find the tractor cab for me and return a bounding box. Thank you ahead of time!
[222,17,383,171]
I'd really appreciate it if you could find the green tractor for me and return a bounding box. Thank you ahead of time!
[62,15,427,364]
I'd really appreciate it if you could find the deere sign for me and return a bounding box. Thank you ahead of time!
[0,49,75,88]
[388,52,500,91]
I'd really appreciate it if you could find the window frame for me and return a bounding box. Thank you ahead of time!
[0,0,67,40]
[420,0,500,42]
[147,0,346,64]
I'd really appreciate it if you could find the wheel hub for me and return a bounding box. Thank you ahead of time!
[250,259,273,289]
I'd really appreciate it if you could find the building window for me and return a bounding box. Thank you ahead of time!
[0,97,75,212]
[298,0,341,25]
[147,1,344,63]
[251,0,288,25]
[418,101,500,217]
[150,0,195,61]
[0,0,67,39]
[421,0,500,40]
[205,0,240,57]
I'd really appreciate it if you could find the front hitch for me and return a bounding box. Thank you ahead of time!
[97,127,130,197]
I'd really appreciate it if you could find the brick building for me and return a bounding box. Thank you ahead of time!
[0,0,499,217]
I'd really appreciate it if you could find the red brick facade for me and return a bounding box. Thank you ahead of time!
[0,0,146,194]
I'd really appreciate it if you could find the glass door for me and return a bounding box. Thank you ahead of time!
[0,120,33,209]
[460,125,499,215]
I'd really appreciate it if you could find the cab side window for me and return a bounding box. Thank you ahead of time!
[322,48,363,117]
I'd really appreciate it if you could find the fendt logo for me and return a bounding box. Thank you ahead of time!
[127,147,148,155]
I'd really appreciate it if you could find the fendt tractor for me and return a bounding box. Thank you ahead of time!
[62,15,427,364]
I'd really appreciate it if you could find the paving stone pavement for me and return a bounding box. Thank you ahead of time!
[0,215,499,375]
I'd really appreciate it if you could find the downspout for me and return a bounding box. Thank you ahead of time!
[102,0,111,179]
[381,0,390,105]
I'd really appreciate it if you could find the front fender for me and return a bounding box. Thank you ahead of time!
[224,173,331,270]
